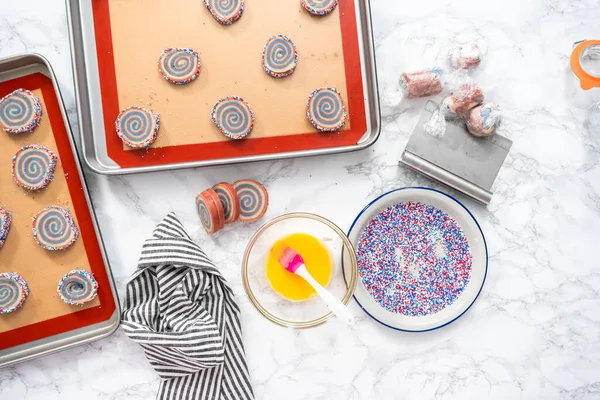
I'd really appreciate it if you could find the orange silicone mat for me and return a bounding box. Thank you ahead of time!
[92,0,367,168]
[0,73,115,350]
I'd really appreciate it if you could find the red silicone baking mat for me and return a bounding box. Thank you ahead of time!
[91,0,367,168]
[0,73,116,350]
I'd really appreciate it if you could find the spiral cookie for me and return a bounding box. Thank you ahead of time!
[57,270,98,306]
[0,207,12,248]
[115,106,160,149]
[0,89,42,134]
[212,182,240,224]
[0,272,29,314]
[301,0,338,16]
[262,35,298,78]
[158,48,201,85]
[233,179,269,223]
[12,145,58,191]
[32,206,79,251]
[196,189,225,234]
[204,0,244,25]
[211,96,255,139]
[306,87,347,132]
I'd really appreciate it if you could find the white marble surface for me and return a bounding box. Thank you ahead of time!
[2,0,600,399]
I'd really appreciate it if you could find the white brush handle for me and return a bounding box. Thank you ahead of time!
[295,264,355,326]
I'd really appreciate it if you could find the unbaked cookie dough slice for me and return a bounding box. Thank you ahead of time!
[57,270,98,306]
[115,106,160,149]
[204,0,244,25]
[211,96,255,139]
[0,272,29,314]
[0,89,42,134]
[12,144,58,191]
[306,87,347,132]
[158,48,201,85]
[32,206,79,251]
[0,206,12,248]
[262,35,298,78]
[301,0,338,16]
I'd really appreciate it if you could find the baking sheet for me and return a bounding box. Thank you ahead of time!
[0,55,119,366]
[68,0,380,173]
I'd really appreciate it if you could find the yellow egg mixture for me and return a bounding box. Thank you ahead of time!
[266,233,333,301]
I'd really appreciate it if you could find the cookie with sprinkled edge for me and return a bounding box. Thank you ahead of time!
[306,87,347,132]
[115,106,160,149]
[204,0,244,25]
[196,189,225,234]
[212,182,240,224]
[262,34,299,78]
[158,48,201,85]
[0,272,29,314]
[57,270,99,306]
[0,89,42,134]
[0,207,12,248]
[211,96,255,140]
[32,206,79,251]
[12,144,58,191]
[301,0,338,16]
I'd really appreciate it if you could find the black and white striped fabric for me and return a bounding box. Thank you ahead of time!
[122,213,254,400]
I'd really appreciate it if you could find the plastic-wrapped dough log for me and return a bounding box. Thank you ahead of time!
[441,83,484,119]
[399,69,443,99]
[466,103,501,137]
[449,44,482,70]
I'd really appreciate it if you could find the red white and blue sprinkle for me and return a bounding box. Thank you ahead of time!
[356,201,472,316]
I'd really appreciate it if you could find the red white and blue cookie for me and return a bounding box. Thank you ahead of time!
[12,144,58,191]
[0,89,42,134]
[115,106,160,149]
[211,96,255,140]
[233,179,269,223]
[301,0,338,16]
[0,272,29,314]
[158,48,201,85]
[57,270,98,306]
[262,34,298,78]
[204,0,244,25]
[212,182,240,224]
[306,87,347,132]
[32,206,79,251]
[0,206,12,248]
[196,189,225,234]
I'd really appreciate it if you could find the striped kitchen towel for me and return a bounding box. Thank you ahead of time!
[122,213,254,400]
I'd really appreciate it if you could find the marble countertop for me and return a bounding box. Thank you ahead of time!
[2,0,600,399]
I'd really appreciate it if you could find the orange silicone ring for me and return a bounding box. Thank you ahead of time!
[571,40,600,90]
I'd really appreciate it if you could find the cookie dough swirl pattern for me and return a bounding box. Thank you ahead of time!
[115,106,160,149]
[262,35,298,78]
[205,0,244,25]
[158,48,201,85]
[301,0,338,16]
[233,179,269,222]
[12,145,58,191]
[32,206,79,251]
[0,89,42,134]
[211,96,255,139]
[57,270,98,306]
[306,87,347,132]
[0,272,29,314]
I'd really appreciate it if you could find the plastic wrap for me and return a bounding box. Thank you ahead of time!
[442,83,484,119]
[423,103,447,138]
[399,68,444,99]
[466,103,501,137]
[449,44,482,70]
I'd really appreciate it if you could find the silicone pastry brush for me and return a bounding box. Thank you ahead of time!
[278,246,354,325]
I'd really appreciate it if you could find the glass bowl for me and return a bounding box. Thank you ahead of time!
[242,213,357,329]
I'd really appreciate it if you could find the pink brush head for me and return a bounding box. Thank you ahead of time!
[277,246,305,274]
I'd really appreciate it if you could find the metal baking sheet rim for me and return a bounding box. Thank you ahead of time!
[66,0,381,175]
[0,53,120,368]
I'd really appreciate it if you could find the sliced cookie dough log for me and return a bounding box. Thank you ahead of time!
[233,179,269,223]
[306,87,347,132]
[0,89,42,134]
[158,48,201,85]
[211,96,255,140]
[32,206,79,251]
[262,35,298,78]
[57,270,99,306]
[12,144,58,191]
[196,189,225,234]
[212,182,240,224]
[0,206,12,248]
[115,106,160,149]
[204,0,244,25]
[0,272,29,314]
[301,0,338,16]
